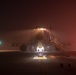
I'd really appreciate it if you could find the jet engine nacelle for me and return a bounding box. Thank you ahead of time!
[20,44,27,51]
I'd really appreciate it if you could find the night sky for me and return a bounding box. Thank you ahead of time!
[0,1,76,50]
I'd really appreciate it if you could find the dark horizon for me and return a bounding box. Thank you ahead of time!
[0,1,76,31]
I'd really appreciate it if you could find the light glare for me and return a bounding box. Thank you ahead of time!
[33,56,47,59]
[0,41,2,45]
[37,46,44,52]
[50,55,56,58]
[37,28,46,31]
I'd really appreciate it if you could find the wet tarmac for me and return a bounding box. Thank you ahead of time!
[0,51,76,75]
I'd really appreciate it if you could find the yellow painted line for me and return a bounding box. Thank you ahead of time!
[33,56,47,60]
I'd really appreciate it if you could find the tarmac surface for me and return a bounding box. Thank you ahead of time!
[0,51,76,75]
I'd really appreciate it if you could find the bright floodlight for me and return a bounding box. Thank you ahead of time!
[37,42,44,52]
[37,46,44,52]
[37,28,46,31]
